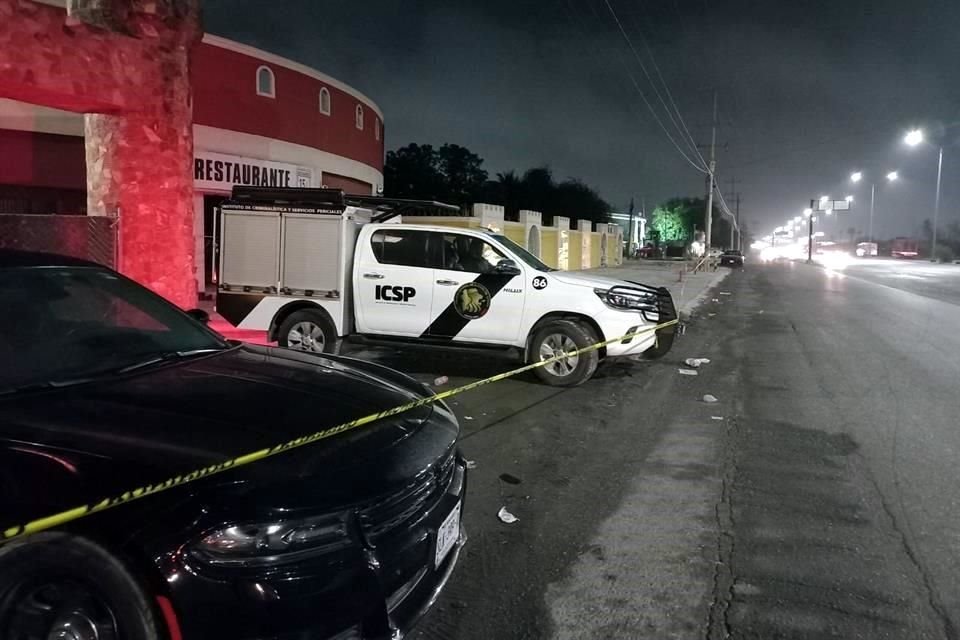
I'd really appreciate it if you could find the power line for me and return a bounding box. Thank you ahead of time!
[623,5,706,167]
[603,0,706,167]
[564,0,707,173]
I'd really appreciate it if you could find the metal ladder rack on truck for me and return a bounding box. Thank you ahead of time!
[216,186,678,386]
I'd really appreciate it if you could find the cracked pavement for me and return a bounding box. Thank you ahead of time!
[397,261,960,639]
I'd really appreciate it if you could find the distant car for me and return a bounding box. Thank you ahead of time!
[0,250,466,640]
[719,250,745,268]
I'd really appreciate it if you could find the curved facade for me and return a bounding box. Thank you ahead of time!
[192,35,384,194]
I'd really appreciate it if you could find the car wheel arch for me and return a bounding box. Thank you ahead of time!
[524,312,605,361]
[268,301,335,342]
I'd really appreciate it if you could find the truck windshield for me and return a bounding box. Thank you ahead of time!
[490,234,555,272]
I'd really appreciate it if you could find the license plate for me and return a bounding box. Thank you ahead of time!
[434,502,461,568]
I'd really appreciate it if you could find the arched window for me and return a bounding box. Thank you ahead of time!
[319,87,331,115]
[256,66,275,98]
[374,117,380,141]
[355,104,364,130]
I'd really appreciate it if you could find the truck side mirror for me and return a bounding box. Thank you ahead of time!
[495,259,521,276]
[186,308,211,324]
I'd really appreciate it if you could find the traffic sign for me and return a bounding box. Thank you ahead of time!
[815,200,850,211]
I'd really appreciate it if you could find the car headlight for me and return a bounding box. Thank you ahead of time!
[190,512,353,567]
[594,288,657,312]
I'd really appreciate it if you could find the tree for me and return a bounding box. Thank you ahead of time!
[386,143,610,223]
[384,143,443,200]
[436,144,487,205]
[650,198,704,245]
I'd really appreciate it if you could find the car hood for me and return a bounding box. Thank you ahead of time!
[0,345,458,521]
[549,270,644,291]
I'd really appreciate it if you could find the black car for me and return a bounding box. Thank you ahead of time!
[0,251,466,640]
[719,250,745,268]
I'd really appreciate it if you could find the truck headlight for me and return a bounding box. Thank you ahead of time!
[190,512,352,567]
[594,288,657,312]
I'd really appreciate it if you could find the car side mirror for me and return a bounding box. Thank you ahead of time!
[186,308,211,324]
[495,259,521,276]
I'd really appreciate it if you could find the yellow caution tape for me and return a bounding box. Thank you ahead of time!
[1,318,678,543]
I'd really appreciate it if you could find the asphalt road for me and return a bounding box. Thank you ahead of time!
[841,257,960,306]
[356,260,960,639]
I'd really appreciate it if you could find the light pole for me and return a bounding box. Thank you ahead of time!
[905,129,944,258]
[850,170,897,243]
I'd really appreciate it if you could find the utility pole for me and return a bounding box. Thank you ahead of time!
[807,199,815,263]
[704,90,718,256]
[627,197,635,258]
[735,192,741,250]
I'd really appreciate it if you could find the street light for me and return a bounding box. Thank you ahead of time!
[904,129,924,147]
[886,171,899,182]
[820,195,830,204]
[903,128,943,258]
[845,195,854,203]
[803,208,813,217]
[851,171,863,183]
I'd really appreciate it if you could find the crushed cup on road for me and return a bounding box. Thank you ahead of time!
[434,376,449,386]
[703,394,719,403]
[711,416,724,421]
[678,368,699,376]
[719,292,732,296]
[498,507,519,524]
[465,460,477,469]
[685,357,711,368]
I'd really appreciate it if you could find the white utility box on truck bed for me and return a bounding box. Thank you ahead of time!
[217,187,677,385]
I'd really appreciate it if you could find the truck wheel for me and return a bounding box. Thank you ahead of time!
[0,533,160,640]
[530,320,599,386]
[278,309,337,354]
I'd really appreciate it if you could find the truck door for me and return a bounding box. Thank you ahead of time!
[355,228,435,336]
[426,232,525,344]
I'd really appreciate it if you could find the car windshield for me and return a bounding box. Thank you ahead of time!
[489,234,554,272]
[0,266,227,392]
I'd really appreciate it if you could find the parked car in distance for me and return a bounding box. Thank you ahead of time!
[0,250,466,640]
[719,249,745,268]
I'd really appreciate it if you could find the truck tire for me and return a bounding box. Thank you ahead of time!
[0,533,160,640]
[530,319,599,386]
[278,309,337,354]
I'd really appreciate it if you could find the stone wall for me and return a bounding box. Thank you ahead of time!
[1,0,201,307]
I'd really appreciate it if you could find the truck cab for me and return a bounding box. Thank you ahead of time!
[217,188,677,385]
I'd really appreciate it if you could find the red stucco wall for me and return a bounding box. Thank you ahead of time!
[192,42,384,171]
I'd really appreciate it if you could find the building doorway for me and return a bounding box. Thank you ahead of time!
[203,194,227,289]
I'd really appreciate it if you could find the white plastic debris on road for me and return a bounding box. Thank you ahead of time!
[711,416,724,421]
[678,368,699,376]
[719,292,732,296]
[464,416,474,421]
[433,376,449,386]
[703,394,719,403]
[712,298,720,303]
[684,357,711,368]
[465,460,477,469]
[498,507,519,524]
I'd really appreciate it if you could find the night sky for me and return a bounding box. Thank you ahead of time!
[203,0,960,239]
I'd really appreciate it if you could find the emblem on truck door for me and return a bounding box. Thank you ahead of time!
[454,283,492,319]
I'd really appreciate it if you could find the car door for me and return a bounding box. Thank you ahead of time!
[426,232,525,344]
[354,228,435,336]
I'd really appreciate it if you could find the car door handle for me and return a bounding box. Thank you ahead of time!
[363,273,385,280]
[436,279,459,286]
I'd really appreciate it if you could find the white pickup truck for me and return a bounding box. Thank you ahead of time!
[216,187,677,385]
